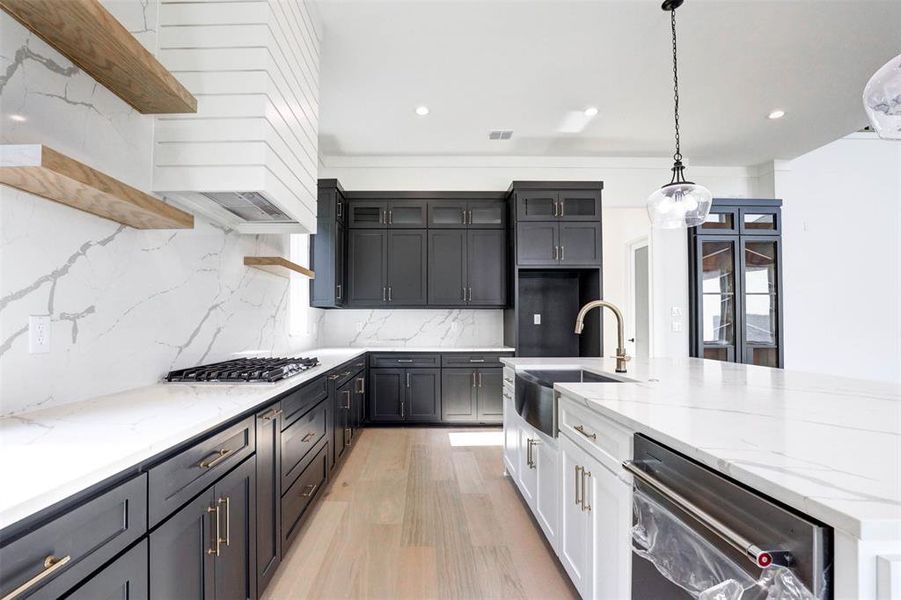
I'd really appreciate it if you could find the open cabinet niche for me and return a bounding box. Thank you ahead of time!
[510,269,602,357]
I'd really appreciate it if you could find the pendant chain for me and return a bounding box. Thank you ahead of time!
[671,8,682,163]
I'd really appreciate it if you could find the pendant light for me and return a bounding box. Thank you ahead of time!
[646,0,712,229]
[863,54,901,140]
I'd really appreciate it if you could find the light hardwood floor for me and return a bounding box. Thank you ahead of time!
[264,427,578,600]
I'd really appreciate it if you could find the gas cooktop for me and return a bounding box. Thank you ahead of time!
[164,357,320,383]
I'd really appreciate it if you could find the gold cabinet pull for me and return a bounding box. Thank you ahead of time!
[301,483,318,498]
[207,504,221,556]
[343,390,351,409]
[260,408,283,421]
[219,496,231,547]
[1,555,71,600]
[198,448,231,469]
[574,425,597,440]
[301,432,316,443]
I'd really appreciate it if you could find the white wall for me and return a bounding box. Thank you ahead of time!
[0,2,320,416]
[776,134,901,384]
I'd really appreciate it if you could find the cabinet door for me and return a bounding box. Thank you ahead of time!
[352,373,366,433]
[502,395,519,479]
[368,369,403,422]
[739,207,781,235]
[255,406,281,594]
[591,461,632,600]
[213,457,256,600]
[347,229,387,306]
[387,230,427,305]
[428,230,467,305]
[558,222,601,266]
[693,235,740,363]
[535,439,559,551]
[468,199,506,228]
[467,229,506,306]
[335,222,346,306]
[347,200,387,228]
[559,435,592,598]
[428,199,468,228]
[149,490,215,600]
[441,368,476,422]
[405,368,441,422]
[66,540,148,600]
[558,190,601,221]
[309,218,338,308]
[517,428,538,509]
[516,222,558,266]
[740,237,782,367]
[475,369,503,422]
[335,381,353,462]
[516,190,558,221]
[388,199,428,228]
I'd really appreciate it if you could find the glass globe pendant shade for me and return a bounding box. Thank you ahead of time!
[647,180,713,229]
[863,53,901,140]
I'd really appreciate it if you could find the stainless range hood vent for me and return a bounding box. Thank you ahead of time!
[199,192,294,223]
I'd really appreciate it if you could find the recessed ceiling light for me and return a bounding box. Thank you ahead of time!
[768,110,785,120]
[415,106,430,116]
[584,106,599,117]
[9,114,26,122]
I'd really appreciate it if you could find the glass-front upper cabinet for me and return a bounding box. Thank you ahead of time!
[690,199,783,368]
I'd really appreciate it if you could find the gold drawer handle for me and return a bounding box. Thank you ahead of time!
[301,483,318,498]
[260,408,283,421]
[301,432,316,443]
[1,555,71,600]
[574,425,597,440]
[198,448,232,469]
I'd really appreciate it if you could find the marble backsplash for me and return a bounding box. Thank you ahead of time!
[317,309,504,348]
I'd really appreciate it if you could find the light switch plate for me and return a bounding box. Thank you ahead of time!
[29,315,51,354]
[671,306,682,317]
[533,314,541,325]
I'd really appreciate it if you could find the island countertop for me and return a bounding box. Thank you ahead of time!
[501,356,901,541]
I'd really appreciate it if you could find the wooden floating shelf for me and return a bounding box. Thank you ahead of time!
[0,145,194,230]
[244,257,315,279]
[0,0,197,114]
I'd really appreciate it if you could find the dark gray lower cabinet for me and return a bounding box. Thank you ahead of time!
[149,457,256,600]
[65,540,148,600]
[441,368,503,424]
[255,405,282,595]
[368,368,440,423]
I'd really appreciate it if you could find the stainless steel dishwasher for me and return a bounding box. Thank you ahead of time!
[624,435,832,599]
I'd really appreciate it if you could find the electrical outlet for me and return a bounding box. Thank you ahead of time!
[671,320,683,333]
[29,315,51,354]
[533,314,541,325]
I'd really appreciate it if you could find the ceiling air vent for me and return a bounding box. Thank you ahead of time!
[488,130,514,140]
[199,192,294,223]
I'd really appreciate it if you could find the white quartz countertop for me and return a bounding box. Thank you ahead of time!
[0,345,514,531]
[501,356,901,541]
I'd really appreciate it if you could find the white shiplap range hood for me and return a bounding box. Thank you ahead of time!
[153,0,320,234]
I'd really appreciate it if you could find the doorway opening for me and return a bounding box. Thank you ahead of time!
[626,237,652,360]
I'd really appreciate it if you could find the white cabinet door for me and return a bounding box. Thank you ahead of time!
[560,435,593,597]
[503,397,519,479]
[535,436,559,551]
[518,428,538,509]
[590,460,632,600]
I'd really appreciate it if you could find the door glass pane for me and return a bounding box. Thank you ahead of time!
[744,294,776,344]
[744,241,777,293]
[431,204,466,226]
[700,240,736,344]
[743,212,777,231]
[701,211,734,230]
[353,205,382,225]
[469,203,503,226]
[560,196,597,218]
[390,205,425,226]
[522,198,555,218]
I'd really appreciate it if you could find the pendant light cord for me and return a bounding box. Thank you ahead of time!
[670,8,682,164]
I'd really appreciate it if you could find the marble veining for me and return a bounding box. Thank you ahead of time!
[501,356,901,540]
[319,308,504,348]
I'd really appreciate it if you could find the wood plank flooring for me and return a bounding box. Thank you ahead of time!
[263,427,578,600]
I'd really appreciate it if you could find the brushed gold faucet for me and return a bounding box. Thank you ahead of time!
[574,300,630,373]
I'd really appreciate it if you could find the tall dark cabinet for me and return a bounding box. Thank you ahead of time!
[310,180,346,308]
[688,198,784,368]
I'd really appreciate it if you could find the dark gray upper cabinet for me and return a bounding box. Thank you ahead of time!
[347,199,428,228]
[467,229,505,305]
[558,222,602,266]
[386,200,428,228]
[310,217,345,308]
[387,230,427,305]
[317,180,345,224]
[428,229,467,305]
[516,190,558,220]
[255,405,282,595]
[468,199,506,228]
[516,189,601,221]
[347,229,388,306]
[516,222,559,265]
[428,199,506,228]
[347,199,387,228]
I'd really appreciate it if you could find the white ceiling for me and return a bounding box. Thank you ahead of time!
[316,0,901,166]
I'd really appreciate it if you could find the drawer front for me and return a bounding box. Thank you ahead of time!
[369,353,440,369]
[148,417,255,526]
[281,376,328,429]
[558,396,633,473]
[329,364,363,391]
[441,353,512,368]
[64,539,148,600]
[281,399,329,490]
[282,440,329,546]
[0,475,147,600]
